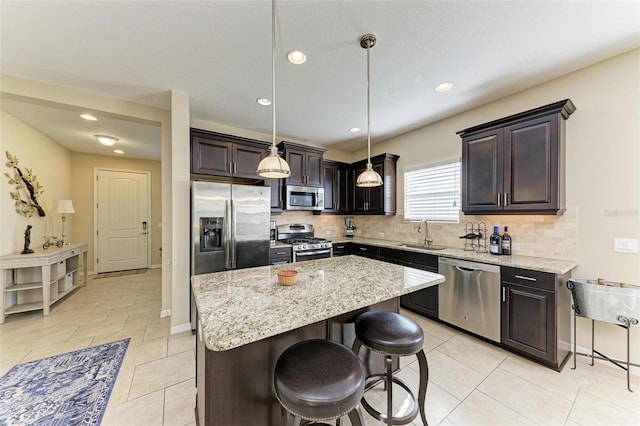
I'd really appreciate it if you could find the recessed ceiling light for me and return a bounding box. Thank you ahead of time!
[94,134,118,146]
[286,50,307,65]
[114,149,125,155]
[434,81,453,92]
[80,113,97,121]
[349,127,361,133]
[256,98,271,106]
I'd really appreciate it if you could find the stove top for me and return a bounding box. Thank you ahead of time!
[276,224,332,252]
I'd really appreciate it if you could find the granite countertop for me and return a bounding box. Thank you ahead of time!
[191,255,444,352]
[331,237,577,275]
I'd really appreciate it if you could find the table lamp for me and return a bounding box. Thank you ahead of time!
[56,199,75,244]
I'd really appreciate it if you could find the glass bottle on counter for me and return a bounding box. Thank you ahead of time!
[502,226,511,255]
[490,226,503,255]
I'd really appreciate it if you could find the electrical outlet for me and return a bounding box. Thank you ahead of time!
[378,232,385,237]
[613,238,638,253]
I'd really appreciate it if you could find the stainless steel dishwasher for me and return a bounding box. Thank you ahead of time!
[438,257,501,342]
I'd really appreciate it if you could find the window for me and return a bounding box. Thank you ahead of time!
[404,159,460,222]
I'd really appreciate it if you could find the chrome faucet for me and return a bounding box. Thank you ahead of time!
[418,220,433,247]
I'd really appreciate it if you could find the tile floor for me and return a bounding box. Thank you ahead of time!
[0,269,638,425]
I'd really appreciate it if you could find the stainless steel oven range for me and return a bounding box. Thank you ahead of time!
[276,224,332,262]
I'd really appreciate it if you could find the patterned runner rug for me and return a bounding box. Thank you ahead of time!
[0,338,130,425]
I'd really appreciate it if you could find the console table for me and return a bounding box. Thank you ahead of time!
[0,243,88,323]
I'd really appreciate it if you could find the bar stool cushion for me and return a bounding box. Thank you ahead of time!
[275,339,365,421]
[355,311,424,355]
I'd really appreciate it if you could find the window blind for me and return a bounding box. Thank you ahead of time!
[404,160,460,222]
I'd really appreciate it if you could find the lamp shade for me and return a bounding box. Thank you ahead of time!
[356,163,383,187]
[256,146,291,178]
[56,199,76,214]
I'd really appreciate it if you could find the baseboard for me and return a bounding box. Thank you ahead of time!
[171,322,192,335]
[150,264,162,269]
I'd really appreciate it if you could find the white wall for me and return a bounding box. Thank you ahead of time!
[0,110,73,255]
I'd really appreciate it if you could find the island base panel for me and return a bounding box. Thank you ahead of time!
[197,297,400,426]
[198,320,326,426]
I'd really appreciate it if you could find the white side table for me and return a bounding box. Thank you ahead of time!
[0,243,88,323]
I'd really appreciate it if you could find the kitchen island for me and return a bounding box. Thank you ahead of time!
[191,255,444,426]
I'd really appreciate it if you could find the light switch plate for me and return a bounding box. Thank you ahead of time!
[613,238,638,253]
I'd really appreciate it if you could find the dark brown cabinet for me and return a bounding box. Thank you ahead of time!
[277,141,325,187]
[351,153,399,215]
[265,178,284,214]
[332,242,350,256]
[269,246,292,264]
[378,248,439,319]
[321,160,350,215]
[458,99,575,215]
[350,243,380,259]
[191,129,270,180]
[501,266,571,370]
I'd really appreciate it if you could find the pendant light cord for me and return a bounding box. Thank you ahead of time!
[271,0,277,149]
[366,39,371,166]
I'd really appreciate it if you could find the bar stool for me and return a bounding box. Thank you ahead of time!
[352,311,429,426]
[274,339,366,426]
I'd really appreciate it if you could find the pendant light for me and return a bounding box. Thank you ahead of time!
[356,34,383,187]
[256,0,291,178]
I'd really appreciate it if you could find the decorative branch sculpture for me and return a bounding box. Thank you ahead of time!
[4,151,46,217]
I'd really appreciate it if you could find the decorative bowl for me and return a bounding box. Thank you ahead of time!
[278,270,299,286]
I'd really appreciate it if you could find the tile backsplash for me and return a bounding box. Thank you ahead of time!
[273,208,577,261]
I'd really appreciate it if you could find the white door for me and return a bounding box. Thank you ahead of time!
[96,169,150,273]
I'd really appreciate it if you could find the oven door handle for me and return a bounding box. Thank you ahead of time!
[295,249,332,257]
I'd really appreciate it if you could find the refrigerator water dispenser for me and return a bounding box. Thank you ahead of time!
[200,217,223,251]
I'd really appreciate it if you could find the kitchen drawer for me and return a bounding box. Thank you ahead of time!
[269,246,292,264]
[351,243,379,259]
[332,242,350,257]
[501,266,555,292]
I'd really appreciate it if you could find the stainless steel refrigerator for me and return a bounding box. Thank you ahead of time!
[190,181,271,326]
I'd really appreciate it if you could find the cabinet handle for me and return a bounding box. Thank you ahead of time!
[275,251,287,255]
[515,275,537,282]
[229,162,233,173]
[359,247,367,251]
[497,193,501,207]
[502,286,506,302]
[234,163,237,174]
[504,192,509,206]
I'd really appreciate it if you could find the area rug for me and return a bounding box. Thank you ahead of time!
[0,338,130,425]
[93,268,147,279]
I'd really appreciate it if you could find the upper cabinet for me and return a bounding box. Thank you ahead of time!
[321,160,350,215]
[191,129,270,180]
[351,153,399,215]
[458,99,575,215]
[277,141,325,188]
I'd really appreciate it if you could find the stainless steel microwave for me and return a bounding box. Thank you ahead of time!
[285,185,324,211]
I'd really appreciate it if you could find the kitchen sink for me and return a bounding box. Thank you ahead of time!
[397,243,446,251]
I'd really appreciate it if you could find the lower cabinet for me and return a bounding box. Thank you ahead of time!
[351,245,439,320]
[400,288,438,319]
[331,242,350,257]
[501,266,571,370]
[350,243,380,259]
[269,246,292,265]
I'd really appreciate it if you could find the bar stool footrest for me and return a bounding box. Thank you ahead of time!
[362,374,418,425]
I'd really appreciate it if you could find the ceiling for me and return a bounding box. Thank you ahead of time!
[1,1,639,160]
